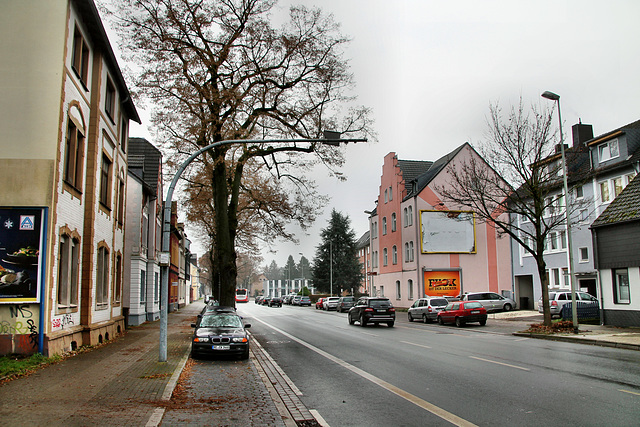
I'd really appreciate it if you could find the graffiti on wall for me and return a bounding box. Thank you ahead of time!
[0,304,39,348]
[51,313,75,330]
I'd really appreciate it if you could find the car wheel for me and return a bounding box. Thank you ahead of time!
[503,303,513,311]
[408,313,413,322]
[360,315,367,327]
[422,314,429,324]
[455,317,464,328]
[348,314,355,325]
[387,321,394,327]
[437,316,444,325]
[479,319,487,326]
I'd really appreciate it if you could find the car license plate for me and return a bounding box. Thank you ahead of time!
[377,309,386,312]
[213,345,230,350]
[471,310,480,314]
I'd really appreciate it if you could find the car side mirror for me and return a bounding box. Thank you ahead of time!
[244,324,251,328]
[191,323,196,328]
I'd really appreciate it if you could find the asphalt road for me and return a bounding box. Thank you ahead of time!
[238,302,640,427]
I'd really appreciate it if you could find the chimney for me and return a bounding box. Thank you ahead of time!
[572,121,593,148]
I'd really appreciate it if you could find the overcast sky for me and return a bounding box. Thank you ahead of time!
[127,0,640,268]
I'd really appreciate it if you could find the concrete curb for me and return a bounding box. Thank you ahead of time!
[512,332,640,351]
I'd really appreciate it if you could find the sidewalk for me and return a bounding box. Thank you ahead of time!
[491,310,640,351]
[1,304,638,427]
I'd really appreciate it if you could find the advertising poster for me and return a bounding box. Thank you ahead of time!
[0,208,44,303]
[424,270,461,297]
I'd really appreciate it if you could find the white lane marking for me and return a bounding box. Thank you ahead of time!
[468,356,530,371]
[254,317,477,427]
[361,331,378,337]
[402,341,432,349]
[309,409,331,427]
[619,389,640,396]
[514,338,529,342]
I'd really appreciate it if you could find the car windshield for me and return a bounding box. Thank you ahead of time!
[200,314,243,328]
[369,299,390,308]
[430,298,449,306]
[464,302,483,309]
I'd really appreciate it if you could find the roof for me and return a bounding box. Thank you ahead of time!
[355,231,370,249]
[128,137,162,195]
[396,160,433,194]
[591,174,640,228]
[404,143,468,200]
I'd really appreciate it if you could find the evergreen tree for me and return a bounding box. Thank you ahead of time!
[311,210,362,295]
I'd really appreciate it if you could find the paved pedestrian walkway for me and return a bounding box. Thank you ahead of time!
[1,304,638,427]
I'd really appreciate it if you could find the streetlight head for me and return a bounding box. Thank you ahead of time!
[323,130,342,146]
[541,91,560,101]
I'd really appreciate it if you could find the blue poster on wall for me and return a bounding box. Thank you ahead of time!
[0,208,44,303]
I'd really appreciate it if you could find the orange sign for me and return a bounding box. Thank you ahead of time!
[423,270,461,297]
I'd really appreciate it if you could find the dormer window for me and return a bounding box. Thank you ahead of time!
[598,139,619,163]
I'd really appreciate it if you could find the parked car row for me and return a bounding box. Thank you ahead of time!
[537,290,599,317]
[346,296,489,329]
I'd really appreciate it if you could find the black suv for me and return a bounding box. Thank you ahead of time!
[348,297,396,327]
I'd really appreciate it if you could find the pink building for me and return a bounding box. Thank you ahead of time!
[367,144,512,307]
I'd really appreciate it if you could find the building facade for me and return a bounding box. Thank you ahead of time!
[512,120,639,311]
[368,145,513,308]
[0,0,140,355]
[124,138,163,326]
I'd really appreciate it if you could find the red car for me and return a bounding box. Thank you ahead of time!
[315,297,325,310]
[437,301,487,327]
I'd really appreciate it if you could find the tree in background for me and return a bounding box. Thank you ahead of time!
[108,0,371,306]
[435,99,589,326]
[311,210,361,295]
[297,255,310,281]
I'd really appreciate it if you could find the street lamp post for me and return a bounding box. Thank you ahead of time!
[541,90,579,334]
[158,134,366,361]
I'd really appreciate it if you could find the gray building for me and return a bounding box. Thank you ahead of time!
[512,120,640,311]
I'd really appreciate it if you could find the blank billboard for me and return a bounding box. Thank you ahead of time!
[420,210,476,253]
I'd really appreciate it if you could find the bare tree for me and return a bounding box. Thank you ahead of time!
[436,99,588,326]
[107,0,372,306]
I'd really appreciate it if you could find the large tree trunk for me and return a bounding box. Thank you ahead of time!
[535,254,552,326]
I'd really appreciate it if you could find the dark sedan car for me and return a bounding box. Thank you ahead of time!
[348,297,395,327]
[191,312,251,359]
[269,297,283,307]
[437,301,487,327]
[337,296,355,313]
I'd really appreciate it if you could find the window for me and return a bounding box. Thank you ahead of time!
[120,118,128,153]
[384,189,388,203]
[57,234,79,309]
[140,269,147,305]
[382,217,387,235]
[560,230,567,249]
[383,248,388,266]
[562,268,570,287]
[407,205,413,226]
[72,26,89,86]
[96,246,109,308]
[598,139,619,162]
[105,77,116,121]
[389,187,393,201]
[579,247,589,262]
[614,177,624,197]
[113,254,122,304]
[391,213,396,232]
[116,173,125,226]
[155,272,160,303]
[64,119,85,190]
[408,279,414,300]
[405,241,414,262]
[613,269,630,304]
[380,285,385,297]
[396,281,401,300]
[600,181,611,203]
[100,153,112,208]
[392,245,397,265]
[575,185,584,199]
